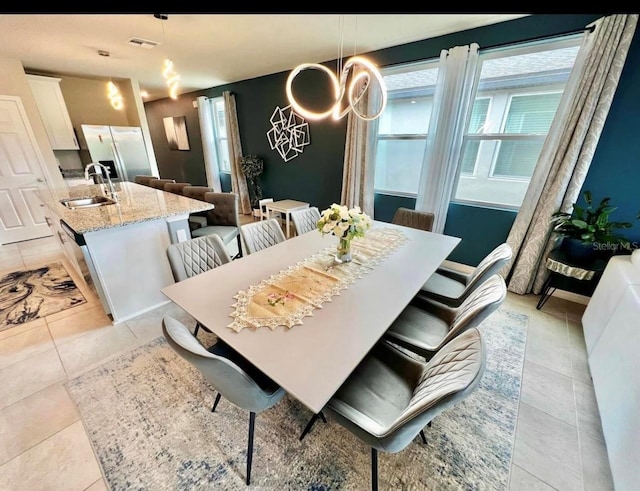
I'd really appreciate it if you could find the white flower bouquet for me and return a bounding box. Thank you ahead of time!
[317,203,372,240]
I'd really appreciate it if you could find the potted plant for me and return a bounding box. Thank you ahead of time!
[240,155,264,216]
[550,190,639,261]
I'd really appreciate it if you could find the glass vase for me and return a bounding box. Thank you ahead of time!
[335,237,352,263]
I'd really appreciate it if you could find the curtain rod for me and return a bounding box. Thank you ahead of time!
[481,24,596,52]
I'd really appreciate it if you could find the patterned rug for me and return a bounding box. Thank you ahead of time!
[67,307,528,490]
[0,261,86,331]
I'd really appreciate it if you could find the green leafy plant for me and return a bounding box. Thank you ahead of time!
[550,190,638,245]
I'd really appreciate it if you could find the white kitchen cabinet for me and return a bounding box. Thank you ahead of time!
[26,74,79,150]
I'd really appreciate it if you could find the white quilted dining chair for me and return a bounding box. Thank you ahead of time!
[240,218,286,255]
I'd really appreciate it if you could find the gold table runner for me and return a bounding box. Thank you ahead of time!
[227,227,407,332]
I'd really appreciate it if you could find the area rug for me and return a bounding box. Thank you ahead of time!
[67,307,528,490]
[0,261,86,331]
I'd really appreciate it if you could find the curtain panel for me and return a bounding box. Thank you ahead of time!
[415,43,479,234]
[223,91,252,215]
[340,82,379,218]
[503,14,638,295]
[196,96,222,192]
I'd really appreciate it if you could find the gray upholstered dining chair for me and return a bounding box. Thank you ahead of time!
[392,207,435,232]
[304,327,486,491]
[164,182,191,195]
[148,178,176,189]
[290,206,321,235]
[134,175,157,186]
[240,218,286,255]
[418,243,512,308]
[189,192,243,259]
[166,234,231,337]
[162,316,286,485]
[384,274,506,359]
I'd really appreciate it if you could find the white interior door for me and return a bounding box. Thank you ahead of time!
[0,96,52,244]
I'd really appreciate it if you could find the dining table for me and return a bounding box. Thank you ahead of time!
[161,221,460,414]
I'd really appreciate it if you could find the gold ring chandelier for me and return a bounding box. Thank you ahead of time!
[286,56,387,122]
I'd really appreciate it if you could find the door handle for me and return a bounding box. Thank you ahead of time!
[37,178,45,182]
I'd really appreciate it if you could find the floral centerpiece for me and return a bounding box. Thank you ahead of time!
[317,203,372,262]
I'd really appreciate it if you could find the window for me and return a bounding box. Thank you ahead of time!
[372,36,582,209]
[208,97,231,173]
[373,61,439,195]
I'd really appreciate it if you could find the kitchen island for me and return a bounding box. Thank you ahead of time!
[39,181,213,323]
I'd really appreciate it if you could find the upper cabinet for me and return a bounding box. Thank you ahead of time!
[26,74,79,150]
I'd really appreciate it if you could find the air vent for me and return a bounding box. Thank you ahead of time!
[127,37,160,49]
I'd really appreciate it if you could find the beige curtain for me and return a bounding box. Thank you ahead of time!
[340,83,379,217]
[223,91,252,215]
[504,14,638,294]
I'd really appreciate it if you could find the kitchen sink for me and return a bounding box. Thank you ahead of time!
[59,196,117,209]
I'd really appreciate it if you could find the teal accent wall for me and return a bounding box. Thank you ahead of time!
[579,25,640,244]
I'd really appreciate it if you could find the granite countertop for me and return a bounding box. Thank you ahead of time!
[40,181,213,235]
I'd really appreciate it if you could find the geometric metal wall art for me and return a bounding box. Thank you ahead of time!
[266,105,311,162]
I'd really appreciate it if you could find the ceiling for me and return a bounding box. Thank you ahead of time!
[0,13,528,101]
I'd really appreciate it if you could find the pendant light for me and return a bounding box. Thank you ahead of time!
[286,15,387,122]
[99,50,124,111]
[155,13,180,100]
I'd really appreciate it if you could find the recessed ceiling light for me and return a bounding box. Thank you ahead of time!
[140,90,149,98]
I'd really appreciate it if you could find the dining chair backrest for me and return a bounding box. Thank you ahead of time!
[383,327,485,450]
[162,316,284,412]
[258,198,274,220]
[203,192,240,227]
[290,207,321,235]
[466,243,513,290]
[240,218,286,254]
[134,175,157,186]
[443,274,506,347]
[166,234,231,282]
[164,182,191,195]
[392,207,435,232]
[325,326,485,455]
[149,178,176,189]
[183,186,215,201]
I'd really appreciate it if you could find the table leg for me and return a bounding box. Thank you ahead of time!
[286,213,291,238]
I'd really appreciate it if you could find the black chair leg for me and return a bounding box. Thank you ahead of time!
[299,411,326,441]
[371,448,378,491]
[194,322,200,337]
[236,234,243,259]
[247,411,255,485]
[420,430,427,444]
[211,393,221,413]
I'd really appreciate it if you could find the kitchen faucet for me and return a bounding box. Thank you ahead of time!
[85,162,118,201]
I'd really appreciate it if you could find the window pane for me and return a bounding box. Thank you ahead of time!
[504,93,562,133]
[460,140,480,174]
[452,39,581,208]
[374,139,426,194]
[373,62,438,194]
[378,97,432,135]
[213,99,227,138]
[469,98,490,133]
[493,140,544,178]
[217,138,231,172]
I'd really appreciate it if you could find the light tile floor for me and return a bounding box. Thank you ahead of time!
[0,231,614,491]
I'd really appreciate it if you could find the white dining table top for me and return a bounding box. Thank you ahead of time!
[161,221,460,413]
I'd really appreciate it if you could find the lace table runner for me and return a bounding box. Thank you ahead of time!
[227,227,408,332]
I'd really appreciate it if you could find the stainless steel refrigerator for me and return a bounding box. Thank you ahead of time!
[81,125,153,182]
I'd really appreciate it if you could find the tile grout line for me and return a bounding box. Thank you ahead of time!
[0,419,81,470]
[507,309,530,490]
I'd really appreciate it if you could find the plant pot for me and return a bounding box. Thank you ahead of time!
[561,237,596,263]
